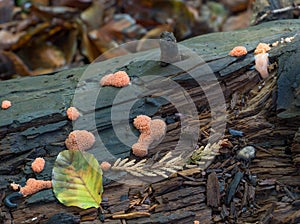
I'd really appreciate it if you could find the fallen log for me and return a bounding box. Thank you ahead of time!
[0,19,300,223]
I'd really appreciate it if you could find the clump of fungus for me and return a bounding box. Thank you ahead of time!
[10,182,20,191]
[253,43,271,79]
[149,119,167,142]
[255,52,269,79]
[132,142,149,157]
[1,100,11,109]
[254,43,271,54]
[65,130,95,151]
[229,46,247,57]
[19,178,52,197]
[272,41,279,47]
[100,71,130,87]
[132,115,167,157]
[66,107,81,121]
[100,73,113,86]
[100,161,111,171]
[133,115,151,134]
[284,36,295,43]
[31,157,45,173]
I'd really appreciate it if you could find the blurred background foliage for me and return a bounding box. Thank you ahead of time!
[0,0,297,79]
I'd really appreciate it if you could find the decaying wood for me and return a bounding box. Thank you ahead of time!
[0,19,300,223]
[206,171,220,208]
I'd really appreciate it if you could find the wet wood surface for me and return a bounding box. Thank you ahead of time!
[0,19,300,223]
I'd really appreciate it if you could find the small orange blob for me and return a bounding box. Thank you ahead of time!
[31,157,45,173]
[133,115,151,134]
[194,221,200,224]
[100,71,130,87]
[254,43,271,55]
[65,130,95,151]
[1,100,11,109]
[229,46,247,57]
[100,161,111,171]
[132,142,148,157]
[19,178,52,197]
[66,106,80,121]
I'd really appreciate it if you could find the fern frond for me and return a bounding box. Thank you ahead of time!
[110,152,184,178]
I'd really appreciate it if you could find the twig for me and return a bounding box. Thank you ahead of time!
[255,4,300,24]
[112,212,151,219]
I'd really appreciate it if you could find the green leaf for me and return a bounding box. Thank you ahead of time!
[52,150,103,209]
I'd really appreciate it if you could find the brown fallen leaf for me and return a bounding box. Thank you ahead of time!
[136,24,173,52]
[123,0,196,40]
[11,22,51,51]
[2,51,33,76]
[222,10,251,31]
[77,20,100,62]
[80,0,104,30]
[0,30,26,50]
[22,43,66,69]
[30,4,80,21]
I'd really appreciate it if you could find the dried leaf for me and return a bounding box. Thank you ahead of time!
[0,30,25,50]
[52,0,92,10]
[2,51,33,76]
[30,4,79,21]
[57,28,78,63]
[24,43,66,69]
[11,22,51,51]
[78,20,100,62]
[123,0,195,40]
[80,0,104,30]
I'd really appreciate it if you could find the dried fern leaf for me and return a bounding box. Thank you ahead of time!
[132,159,147,168]
[166,156,183,165]
[159,151,173,163]
[140,171,157,177]
[153,171,168,178]
[113,158,122,167]
[123,159,136,167]
[118,158,129,166]
[128,170,144,177]
[172,165,184,170]
[160,167,178,173]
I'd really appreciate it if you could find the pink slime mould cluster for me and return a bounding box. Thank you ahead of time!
[100,161,111,171]
[19,178,52,197]
[66,106,80,121]
[229,46,247,57]
[100,71,130,87]
[31,157,45,173]
[1,100,11,109]
[132,115,167,157]
[254,42,271,79]
[65,130,95,151]
[10,157,50,197]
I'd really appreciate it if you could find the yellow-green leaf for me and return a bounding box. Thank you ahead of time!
[52,150,103,209]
